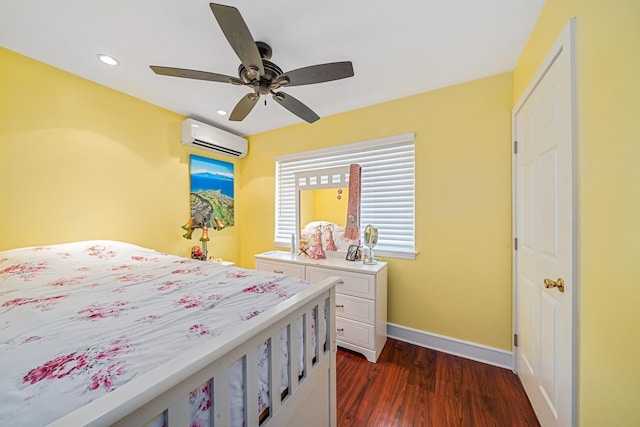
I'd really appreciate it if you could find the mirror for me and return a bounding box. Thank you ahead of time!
[299,188,349,257]
[295,165,360,257]
[363,225,379,264]
[299,188,348,228]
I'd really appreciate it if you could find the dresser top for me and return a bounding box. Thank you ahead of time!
[255,251,387,274]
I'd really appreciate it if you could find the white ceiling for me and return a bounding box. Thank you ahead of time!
[0,0,545,137]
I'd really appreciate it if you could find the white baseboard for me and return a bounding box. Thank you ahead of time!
[387,323,513,370]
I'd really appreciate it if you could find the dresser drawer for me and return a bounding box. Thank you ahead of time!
[335,294,375,325]
[255,260,305,279]
[336,318,375,350]
[307,267,375,299]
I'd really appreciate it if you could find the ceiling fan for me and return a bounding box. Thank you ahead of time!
[150,3,354,123]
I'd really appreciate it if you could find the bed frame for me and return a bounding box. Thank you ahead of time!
[48,276,341,427]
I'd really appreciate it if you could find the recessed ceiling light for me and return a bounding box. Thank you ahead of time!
[97,54,119,66]
[216,109,228,116]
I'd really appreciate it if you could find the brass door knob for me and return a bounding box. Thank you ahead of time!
[544,277,565,293]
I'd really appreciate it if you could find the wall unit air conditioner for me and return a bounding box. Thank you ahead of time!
[181,118,248,158]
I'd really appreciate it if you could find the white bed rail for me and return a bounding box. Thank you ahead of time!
[49,276,341,427]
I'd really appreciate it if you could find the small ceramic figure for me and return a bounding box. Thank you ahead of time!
[309,226,326,259]
[325,223,338,251]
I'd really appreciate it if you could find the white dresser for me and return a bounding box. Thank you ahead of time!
[255,251,387,363]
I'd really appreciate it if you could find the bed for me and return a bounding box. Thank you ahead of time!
[0,240,340,426]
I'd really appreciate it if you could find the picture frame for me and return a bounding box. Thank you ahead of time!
[189,154,235,228]
[345,244,359,261]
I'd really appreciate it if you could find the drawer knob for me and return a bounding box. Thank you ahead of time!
[273,269,284,274]
[337,328,344,332]
[335,304,344,308]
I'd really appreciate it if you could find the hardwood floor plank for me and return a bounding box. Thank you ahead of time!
[337,338,539,427]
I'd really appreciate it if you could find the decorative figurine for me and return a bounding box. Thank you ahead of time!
[298,239,310,257]
[309,226,326,259]
[325,223,338,251]
[191,245,205,260]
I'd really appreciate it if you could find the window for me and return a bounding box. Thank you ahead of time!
[275,133,416,259]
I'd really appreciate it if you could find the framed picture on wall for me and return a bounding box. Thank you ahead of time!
[189,155,234,229]
[345,244,359,261]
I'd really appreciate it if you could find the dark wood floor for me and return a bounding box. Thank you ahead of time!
[337,338,540,427]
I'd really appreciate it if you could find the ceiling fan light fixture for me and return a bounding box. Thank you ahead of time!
[97,54,119,66]
[216,109,228,116]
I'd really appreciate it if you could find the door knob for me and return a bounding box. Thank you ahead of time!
[544,277,565,293]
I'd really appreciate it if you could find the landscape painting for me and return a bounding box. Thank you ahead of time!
[189,154,234,229]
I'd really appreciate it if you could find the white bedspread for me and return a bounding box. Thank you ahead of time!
[0,241,312,426]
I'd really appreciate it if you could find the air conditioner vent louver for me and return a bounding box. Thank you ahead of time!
[192,139,243,157]
[181,118,248,158]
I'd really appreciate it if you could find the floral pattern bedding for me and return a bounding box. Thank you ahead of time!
[0,241,314,426]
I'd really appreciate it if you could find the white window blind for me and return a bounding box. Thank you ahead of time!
[275,133,416,259]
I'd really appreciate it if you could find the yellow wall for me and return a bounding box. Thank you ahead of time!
[515,0,640,424]
[299,189,316,227]
[301,188,347,227]
[0,47,240,261]
[239,72,515,350]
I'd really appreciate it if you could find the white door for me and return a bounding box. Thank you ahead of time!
[513,20,576,427]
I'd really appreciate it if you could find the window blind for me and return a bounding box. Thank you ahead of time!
[275,133,416,259]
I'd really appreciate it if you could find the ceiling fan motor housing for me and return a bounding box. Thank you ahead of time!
[238,58,283,94]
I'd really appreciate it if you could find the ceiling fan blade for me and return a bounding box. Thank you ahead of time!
[229,93,260,121]
[150,66,243,84]
[278,61,354,87]
[210,3,264,77]
[272,92,320,123]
